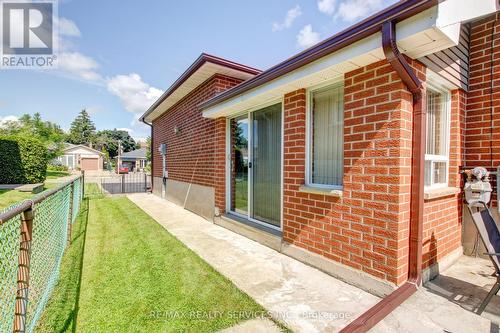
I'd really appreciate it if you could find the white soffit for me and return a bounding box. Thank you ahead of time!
[436,0,500,44]
[202,0,498,119]
[145,62,256,122]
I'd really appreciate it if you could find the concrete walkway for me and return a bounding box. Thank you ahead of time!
[128,193,379,332]
[128,193,497,332]
[219,318,283,333]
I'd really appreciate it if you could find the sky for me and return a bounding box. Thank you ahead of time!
[0,0,398,141]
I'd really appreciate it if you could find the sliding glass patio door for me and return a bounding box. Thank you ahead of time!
[232,115,249,215]
[230,103,282,229]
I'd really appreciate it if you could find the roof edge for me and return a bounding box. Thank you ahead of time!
[199,0,437,112]
[64,144,104,155]
[140,53,261,123]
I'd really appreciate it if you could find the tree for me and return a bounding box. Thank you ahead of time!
[94,129,139,159]
[0,112,65,159]
[146,136,151,162]
[234,124,247,148]
[67,109,96,145]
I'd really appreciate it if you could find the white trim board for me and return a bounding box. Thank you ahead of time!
[203,1,498,119]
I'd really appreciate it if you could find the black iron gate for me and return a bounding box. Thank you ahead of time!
[99,173,151,194]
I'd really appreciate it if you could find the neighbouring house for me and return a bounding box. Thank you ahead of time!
[116,148,148,172]
[55,143,104,171]
[141,0,500,316]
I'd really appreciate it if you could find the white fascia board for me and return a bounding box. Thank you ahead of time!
[440,0,499,23]
[202,7,443,119]
[144,62,256,123]
[434,0,499,44]
[202,1,499,119]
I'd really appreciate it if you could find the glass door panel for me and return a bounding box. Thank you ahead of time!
[251,104,281,227]
[231,116,249,215]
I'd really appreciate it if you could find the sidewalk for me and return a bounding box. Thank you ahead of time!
[128,193,496,332]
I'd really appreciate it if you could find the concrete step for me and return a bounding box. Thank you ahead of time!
[15,183,44,193]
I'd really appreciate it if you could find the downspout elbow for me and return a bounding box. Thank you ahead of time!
[382,21,422,95]
[141,117,154,193]
[382,20,425,286]
[340,20,426,333]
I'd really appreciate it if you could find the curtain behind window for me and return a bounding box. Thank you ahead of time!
[311,85,344,186]
[426,89,445,156]
[252,103,281,226]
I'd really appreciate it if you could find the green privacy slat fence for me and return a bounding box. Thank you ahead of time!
[0,175,83,333]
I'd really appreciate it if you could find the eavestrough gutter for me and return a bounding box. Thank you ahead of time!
[142,119,154,190]
[199,0,437,112]
[339,20,427,333]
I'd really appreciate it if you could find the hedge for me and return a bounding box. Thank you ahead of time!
[0,136,48,184]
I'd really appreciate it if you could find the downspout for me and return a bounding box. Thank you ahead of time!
[142,118,154,192]
[340,20,426,332]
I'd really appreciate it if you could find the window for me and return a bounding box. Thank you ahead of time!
[425,85,450,188]
[67,155,74,169]
[308,83,344,187]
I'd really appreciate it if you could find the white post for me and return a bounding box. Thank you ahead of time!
[117,140,122,173]
[162,154,166,198]
[158,143,167,198]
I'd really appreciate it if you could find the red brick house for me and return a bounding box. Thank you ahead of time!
[141,0,500,329]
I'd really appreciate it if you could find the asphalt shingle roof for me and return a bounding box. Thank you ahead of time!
[120,148,147,159]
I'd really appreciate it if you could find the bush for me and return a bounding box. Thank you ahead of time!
[48,164,69,172]
[0,136,48,184]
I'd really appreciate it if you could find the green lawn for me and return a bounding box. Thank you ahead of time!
[0,189,32,209]
[46,169,70,179]
[0,170,71,210]
[83,182,103,199]
[0,183,59,210]
[36,192,273,332]
[234,176,248,213]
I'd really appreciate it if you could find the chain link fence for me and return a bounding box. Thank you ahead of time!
[0,175,83,333]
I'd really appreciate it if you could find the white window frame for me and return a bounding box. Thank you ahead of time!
[425,82,451,190]
[305,80,344,190]
[68,155,75,169]
[224,98,284,232]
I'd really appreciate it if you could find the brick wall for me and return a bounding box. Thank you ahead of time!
[422,90,465,269]
[466,12,500,168]
[152,74,242,209]
[214,117,227,213]
[148,26,491,284]
[420,12,500,271]
[283,59,425,285]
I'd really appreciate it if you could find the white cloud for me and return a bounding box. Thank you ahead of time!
[118,126,146,142]
[58,52,103,82]
[38,16,160,136]
[107,73,163,114]
[0,115,19,127]
[336,0,384,22]
[85,106,102,115]
[272,5,302,32]
[296,25,321,48]
[129,115,152,141]
[116,127,132,133]
[57,18,81,37]
[318,0,336,15]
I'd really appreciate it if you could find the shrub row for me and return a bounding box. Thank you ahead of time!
[0,136,48,184]
[48,164,69,172]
